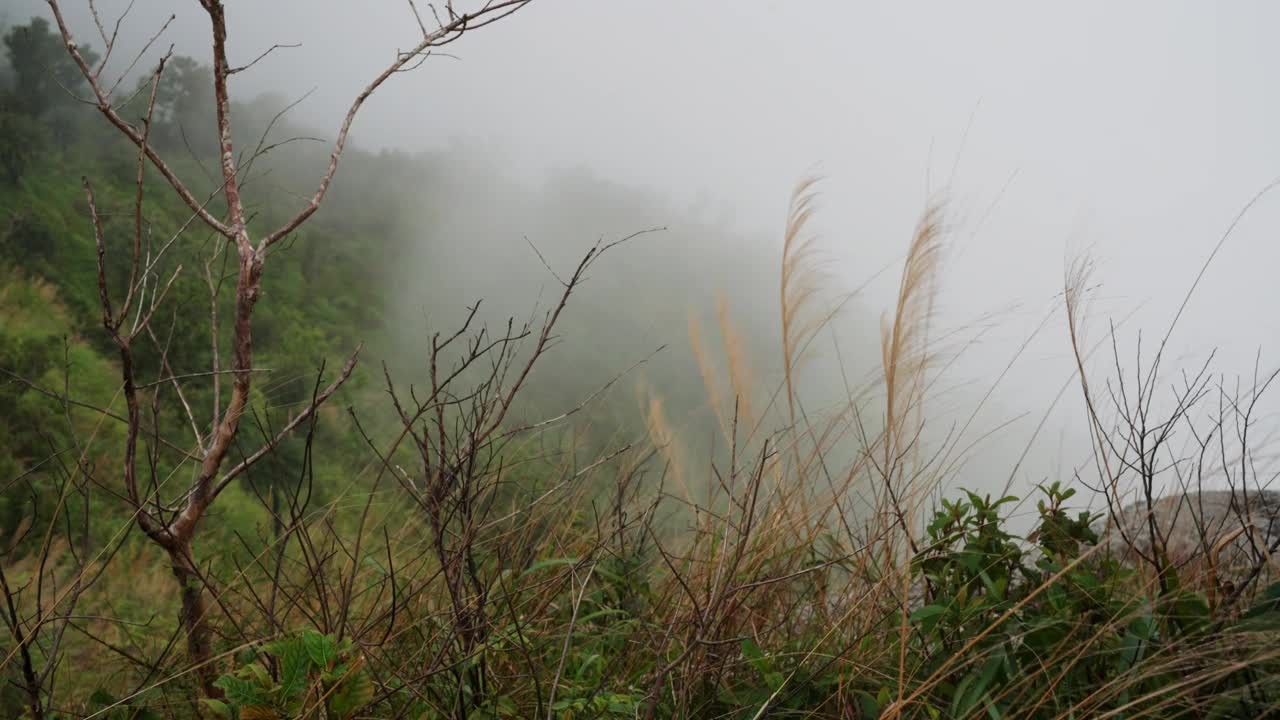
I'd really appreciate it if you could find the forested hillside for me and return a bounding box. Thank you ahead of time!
[1,8,1279,720]
[0,12,787,545]
[0,14,410,547]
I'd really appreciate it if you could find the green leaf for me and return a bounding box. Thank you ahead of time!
[330,669,374,718]
[577,608,629,623]
[303,630,338,667]
[979,571,1005,600]
[764,671,785,692]
[518,557,579,578]
[1241,581,1280,621]
[574,653,602,682]
[855,690,880,717]
[200,699,233,719]
[741,638,771,675]
[214,674,271,706]
[877,686,892,708]
[953,654,1002,718]
[1170,591,1210,632]
[276,637,310,699]
[909,603,948,632]
[1117,616,1152,673]
[244,662,272,687]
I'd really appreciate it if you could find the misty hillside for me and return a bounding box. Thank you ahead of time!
[1,5,1278,720]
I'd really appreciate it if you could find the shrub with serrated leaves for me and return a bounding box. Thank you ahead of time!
[202,631,373,720]
[866,482,1280,719]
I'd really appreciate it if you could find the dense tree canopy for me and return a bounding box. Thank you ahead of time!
[3,18,98,132]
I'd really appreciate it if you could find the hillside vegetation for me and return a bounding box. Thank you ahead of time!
[1,11,1278,720]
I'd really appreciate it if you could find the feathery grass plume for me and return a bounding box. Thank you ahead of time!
[686,294,756,446]
[643,392,692,507]
[877,200,945,715]
[879,201,945,495]
[779,176,827,428]
[716,291,754,431]
[875,200,945,567]
[688,309,729,440]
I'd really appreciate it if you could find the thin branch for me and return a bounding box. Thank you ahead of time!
[228,42,300,75]
[262,0,534,249]
[210,345,363,500]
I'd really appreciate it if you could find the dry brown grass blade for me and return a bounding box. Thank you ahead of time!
[1063,254,1118,503]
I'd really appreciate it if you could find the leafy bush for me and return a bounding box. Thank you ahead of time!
[886,482,1280,719]
[204,632,373,720]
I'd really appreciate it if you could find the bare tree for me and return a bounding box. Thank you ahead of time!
[1067,256,1279,611]
[43,0,533,699]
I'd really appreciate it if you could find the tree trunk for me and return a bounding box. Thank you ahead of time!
[170,546,223,700]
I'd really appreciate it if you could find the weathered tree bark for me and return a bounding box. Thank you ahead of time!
[170,546,223,700]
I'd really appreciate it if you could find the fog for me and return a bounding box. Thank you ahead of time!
[11,0,1280,506]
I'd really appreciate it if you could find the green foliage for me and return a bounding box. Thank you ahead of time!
[123,55,217,156]
[0,109,46,182]
[692,483,1278,719]
[894,482,1273,718]
[85,688,163,720]
[1,13,1276,719]
[0,265,120,541]
[0,35,387,549]
[913,490,1025,640]
[208,631,373,720]
[2,18,98,140]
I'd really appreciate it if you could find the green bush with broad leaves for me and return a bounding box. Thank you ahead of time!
[202,632,373,720]
[839,482,1280,719]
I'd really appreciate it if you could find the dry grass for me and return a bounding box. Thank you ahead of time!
[779,176,826,430]
[6,182,1278,720]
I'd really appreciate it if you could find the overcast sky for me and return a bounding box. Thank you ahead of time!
[11,0,1280,497]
